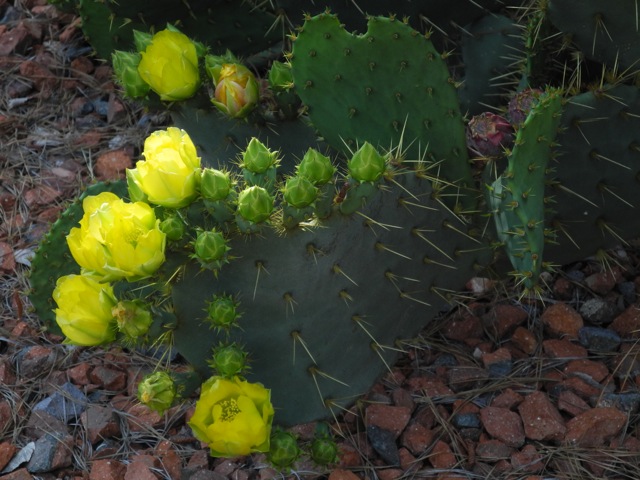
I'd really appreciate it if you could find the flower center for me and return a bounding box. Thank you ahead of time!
[123,225,143,245]
[219,398,241,422]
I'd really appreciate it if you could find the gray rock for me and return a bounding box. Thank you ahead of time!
[32,382,87,423]
[433,353,458,367]
[26,433,73,473]
[617,281,637,305]
[596,392,640,413]
[578,326,621,353]
[487,359,513,378]
[1,442,34,474]
[579,298,620,325]
[367,425,399,466]
[451,412,481,429]
[182,469,228,480]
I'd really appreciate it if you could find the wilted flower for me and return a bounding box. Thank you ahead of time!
[111,50,150,98]
[53,274,117,346]
[67,191,166,282]
[466,112,514,157]
[127,127,202,208]
[211,63,259,118]
[508,88,543,126]
[137,371,176,414]
[189,376,274,457]
[137,28,200,101]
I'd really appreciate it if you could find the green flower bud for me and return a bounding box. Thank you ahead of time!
[209,343,248,377]
[201,168,231,201]
[111,50,150,98]
[241,138,279,174]
[282,176,318,209]
[268,430,301,469]
[112,300,153,339]
[237,186,274,223]
[310,437,339,466]
[194,229,229,263]
[348,142,386,183]
[159,215,185,241]
[268,61,293,92]
[137,371,176,414]
[133,29,153,52]
[206,295,240,331]
[297,149,336,185]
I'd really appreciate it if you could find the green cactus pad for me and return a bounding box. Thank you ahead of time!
[458,14,524,115]
[290,14,474,199]
[77,0,281,59]
[488,88,564,289]
[172,169,492,426]
[545,84,640,263]
[548,0,640,70]
[172,104,325,173]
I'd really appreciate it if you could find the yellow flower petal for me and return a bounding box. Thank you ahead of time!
[188,376,274,458]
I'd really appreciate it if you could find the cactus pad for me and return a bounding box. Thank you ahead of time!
[548,0,640,70]
[172,168,492,425]
[488,88,563,289]
[291,14,474,196]
[545,84,640,263]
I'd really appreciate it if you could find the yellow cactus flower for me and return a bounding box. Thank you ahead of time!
[127,127,202,208]
[53,274,117,346]
[137,29,200,101]
[212,64,259,118]
[67,191,166,282]
[188,376,274,457]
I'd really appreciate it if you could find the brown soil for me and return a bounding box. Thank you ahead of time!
[1,2,639,479]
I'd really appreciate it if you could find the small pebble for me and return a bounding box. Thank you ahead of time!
[578,326,621,353]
